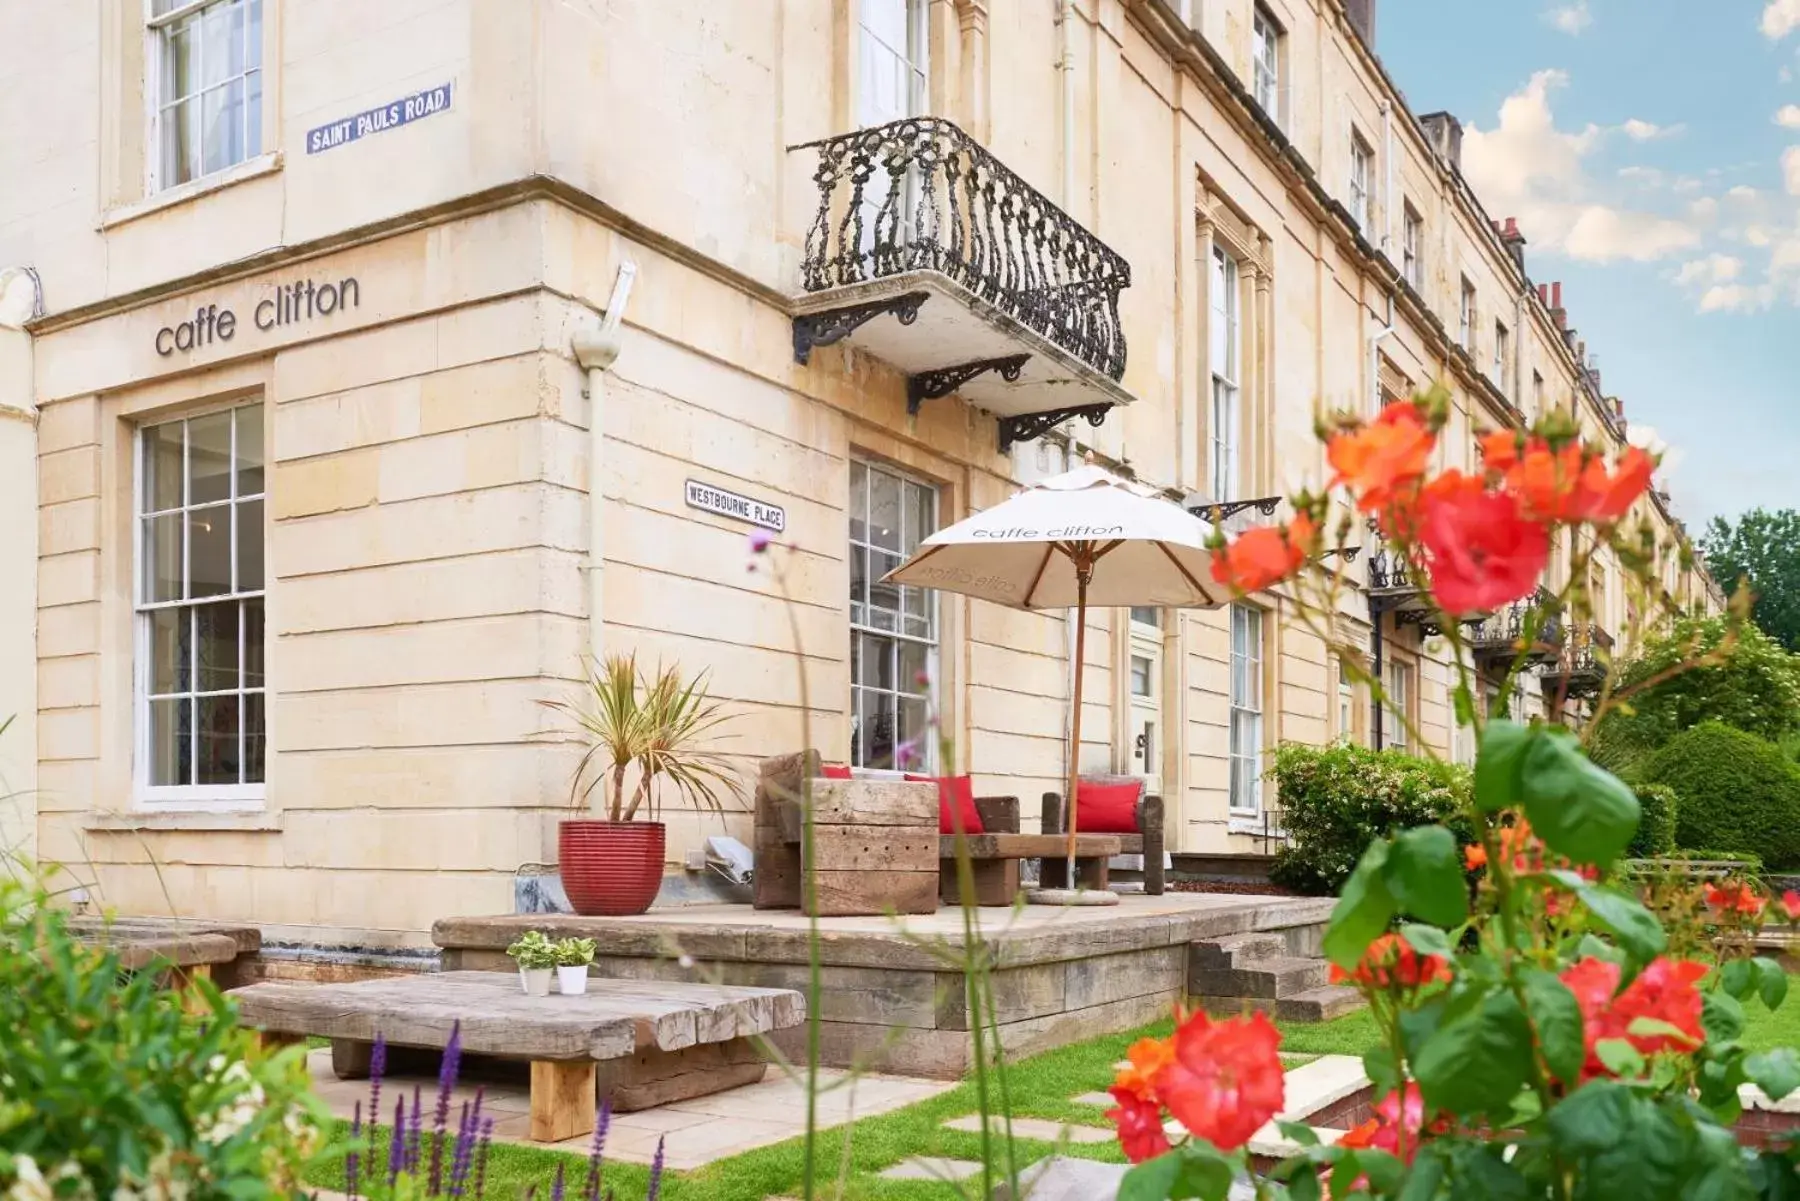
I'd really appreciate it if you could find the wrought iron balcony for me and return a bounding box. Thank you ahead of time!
[792,117,1134,448]
[1469,589,1564,667]
[1366,546,1435,619]
[1540,622,1614,698]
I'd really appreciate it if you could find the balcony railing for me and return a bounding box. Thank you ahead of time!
[797,117,1130,381]
[1541,622,1614,697]
[1469,589,1564,665]
[1367,546,1420,595]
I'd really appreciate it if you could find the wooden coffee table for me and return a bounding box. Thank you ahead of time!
[230,971,805,1141]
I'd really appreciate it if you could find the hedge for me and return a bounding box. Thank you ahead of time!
[1270,742,1474,895]
[1627,783,1679,859]
[1642,721,1800,870]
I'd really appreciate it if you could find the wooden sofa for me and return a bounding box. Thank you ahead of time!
[1040,776,1167,895]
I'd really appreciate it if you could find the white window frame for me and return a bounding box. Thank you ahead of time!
[1532,369,1545,415]
[1209,243,1242,500]
[145,0,266,195]
[1385,658,1411,753]
[1252,6,1282,125]
[1493,319,1510,386]
[1335,657,1357,744]
[1459,277,1477,352]
[1402,204,1422,289]
[134,403,266,808]
[1349,131,1373,231]
[1229,605,1265,815]
[849,458,940,772]
[857,0,929,127]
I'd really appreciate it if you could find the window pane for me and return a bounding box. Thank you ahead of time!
[905,479,933,555]
[243,597,264,688]
[247,0,263,69]
[1130,655,1152,697]
[144,514,184,603]
[163,97,200,186]
[243,691,266,783]
[860,632,894,690]
[898,638,929,695]
[196,601,238,692]
[188,410,233,504]
[148,607,187,696]
[196,692,240,785]
[235,401,264,497]
[868,468,902,551]
[849,460,868,544]
[188,506,231,597]
[149,697,191,786]
[164,18,196,102]
[235,498,263,591]
[867,549,902,626]
[848,544,867,625]
[144,422,184,512]
[1130,607,1160,628]
[897,696,930,766]
[863,689,896,768]
[200,78,245,180]
[201,0,234,87]
[246,67,263,157]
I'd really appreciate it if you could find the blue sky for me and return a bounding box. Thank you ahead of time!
[1379,0,1800,531]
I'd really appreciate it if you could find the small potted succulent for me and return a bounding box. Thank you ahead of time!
[554,936,596,996]
[544,654,743,916]
[505,930,557,996]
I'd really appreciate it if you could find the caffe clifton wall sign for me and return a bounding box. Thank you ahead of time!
[153,275,361,356]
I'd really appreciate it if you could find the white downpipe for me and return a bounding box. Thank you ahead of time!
[0,266,42,864]
[570,263,637,666]
[1057,0,1080,811]
[1513,283,1526,408]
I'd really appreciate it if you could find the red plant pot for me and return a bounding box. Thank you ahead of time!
[558,820,666,917]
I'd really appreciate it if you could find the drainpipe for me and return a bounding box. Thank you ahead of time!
[1059,0,1076,212]
[1513,282,1527,410]
[570,262,637,665]
[0,266,42,863]
[1380,99,1394,254]
[1367,278,1395,750]
[1368,287,1395,413]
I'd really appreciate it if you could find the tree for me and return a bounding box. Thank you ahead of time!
[1591,614,1800,777]
[1702,507,1800,652]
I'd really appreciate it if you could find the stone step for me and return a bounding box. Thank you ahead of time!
[1189,956,1330,1000]
[1274,985,1365,1022]
[1189,932,1289,970]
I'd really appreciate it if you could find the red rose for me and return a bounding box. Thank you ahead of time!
[1415,472,1550,616]
[1157,1009,1285,1151]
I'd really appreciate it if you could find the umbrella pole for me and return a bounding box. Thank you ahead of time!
[1064,556,1091,889]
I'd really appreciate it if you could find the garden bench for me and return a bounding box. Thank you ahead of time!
[229,971,804,1142]
[1041,776,1167,895]
[939,794,1122,905]
[68,915,261,990]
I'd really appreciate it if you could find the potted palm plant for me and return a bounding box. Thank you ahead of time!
[545,654,742,916]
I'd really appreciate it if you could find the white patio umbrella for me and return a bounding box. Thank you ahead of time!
[884,465,1231,898]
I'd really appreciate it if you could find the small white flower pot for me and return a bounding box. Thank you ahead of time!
[557,966,590,996]
[519,967,554,997]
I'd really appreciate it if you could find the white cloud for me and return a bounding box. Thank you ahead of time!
[1728,184,1762,201]
[1460,71,1700,263]
[1779,105,1800,130]
[1675,255,1743,285]
[1621,118,1683,141]
[1766,0,1800,38]
[1545,1,1593,34]
[1698,283,1776,312]
[1784,146,1800,195]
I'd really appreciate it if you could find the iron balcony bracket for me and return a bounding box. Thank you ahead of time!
[1322,545,1363,562]
[791,291,931,365]
[996,403,1112,452]
[1185,495,1282,524]
[906,353,1031,416]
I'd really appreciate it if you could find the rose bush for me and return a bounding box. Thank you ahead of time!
[1111,391,1800,1199]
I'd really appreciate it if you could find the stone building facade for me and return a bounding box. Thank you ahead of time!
[0,0,1721,947]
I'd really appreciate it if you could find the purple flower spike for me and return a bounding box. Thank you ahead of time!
[368,1034,387,1131]
[407,1083,424,1173]
[388,1096,406,1186]
[448,1099,474,1198]
[646,1137,665,1201]
[748,529,773,554]
[430,1023,463,1195]
[346,1101,362,1199]
[551,1162,566,1201]
[583,1099,612,1201]
[473,1117,495,1200]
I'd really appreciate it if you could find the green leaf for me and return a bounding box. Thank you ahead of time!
[1551,874,1668,964]
[1385,826,1470,927]
[1517,734,1640,867]
[1396,1151,1447,1201]
[1704,991,1747,1043]
[1547,1079,1633,1152]
[1594,1037,1645,1078]
[1521,968,1586,1085]
[1453,684,1476,728]
[1754,957,1790,1011]
[1120,1153,1182,1201]
[1356,1149,1406,1192]
[1170,1141,1238,1200]
[1413,989,1534,1116]
[1474,720,1534,812]
[1721,958,1756,1001]
[1399,922,1456,959]
[1324,839,1397,969]
[1747,1048,1800,1102]
[1276,1120,1321,1147]
[1575,933,1624,964]
[1362,1045,1400,1094]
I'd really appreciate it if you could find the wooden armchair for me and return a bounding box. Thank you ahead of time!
[1041,777,1167,895]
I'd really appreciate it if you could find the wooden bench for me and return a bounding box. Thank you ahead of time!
[940,795,1123,905]
[1041,777,1167,895]
[68,915,261,991]
[229,971,805,1142]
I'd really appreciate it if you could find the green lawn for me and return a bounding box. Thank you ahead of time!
[301,982,1800,1200]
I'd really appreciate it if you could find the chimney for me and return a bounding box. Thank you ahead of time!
[1548,280,1566,329]
[1612,397,1626,433]
[1538,283,1549,305]
[1499,216,1527,272]
[1419,112,1463,172]
[1343,0,1378,47]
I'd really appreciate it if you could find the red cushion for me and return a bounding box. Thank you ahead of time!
[906,773,986,836]
[819,763,853,780]
[1076,780,1142,834]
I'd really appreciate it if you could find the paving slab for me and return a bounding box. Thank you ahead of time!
[943,1114,1114,1144]
[879,1156,986,1182]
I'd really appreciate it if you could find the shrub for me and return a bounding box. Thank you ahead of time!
[0,871,324,1197]
[1626,783,1679,858]
[1270,742,1474,895]
[1642,721,1800,869]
